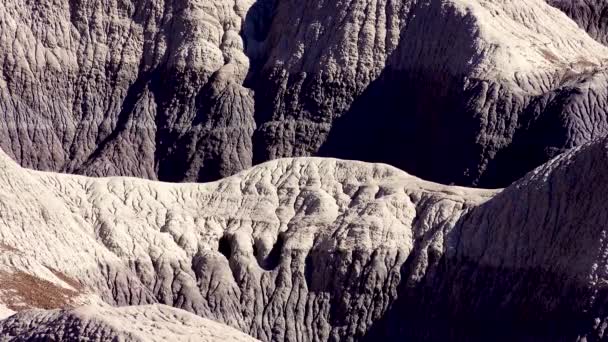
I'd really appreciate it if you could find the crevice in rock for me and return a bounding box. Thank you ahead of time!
[304,252,314,290]
[257,233,285,271]
[77,70,152,167]
[218,235,232,260]
[242,0,278,85]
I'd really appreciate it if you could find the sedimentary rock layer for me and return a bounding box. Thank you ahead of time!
[0,0,256,182]
[548,0,608,45]
[1,0,608,187]
[1,136,608,340]
[0,305,259,341]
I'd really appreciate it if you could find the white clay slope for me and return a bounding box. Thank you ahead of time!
[0,0,607,187]
[0,145,494,340]
[1,135,608,339]
[0,306,13,321]
[0,304,259,341]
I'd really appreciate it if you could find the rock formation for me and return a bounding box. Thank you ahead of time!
[366,136,608,341]
[0,305,259,341]
[1,134,608,340]
[1,0,608,187]
[2,0,608,340]
[548,0,608,46]
[272,0,608,187]
[0,143,493,340]
[0,0,256,182]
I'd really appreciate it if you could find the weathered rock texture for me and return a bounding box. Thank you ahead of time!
[366,137,608,341]
[286,0,608,187]
[548,0,608,45]
[1,135,608,340]
[0,0,257,182]
[1,0,608,187]
[0,144,493,340]
[0,305,259,341]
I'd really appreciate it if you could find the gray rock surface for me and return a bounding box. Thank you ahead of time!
[0,144,493,340]
[366,137,608,341]
[0,305,259,341]
[1,0,608,187]
[548,0,608,45]
[0,0,256,182]
[1,136,608,340]
[259,0,608,187]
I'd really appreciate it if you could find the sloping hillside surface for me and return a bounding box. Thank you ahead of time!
[366,137,608,341]
[548,0,608,45]
[254,0,608,188]
[0,145,492,340]
[0,305,259,341]
[1,0,607,187]
[0,136,607,340]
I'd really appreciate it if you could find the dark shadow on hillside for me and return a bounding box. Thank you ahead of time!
[317,66,484,187]
[358,207,596,341]
[316,0,486,187]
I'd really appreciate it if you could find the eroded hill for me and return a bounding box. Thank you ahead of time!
[0,135,608,340]
[1,0,608,187]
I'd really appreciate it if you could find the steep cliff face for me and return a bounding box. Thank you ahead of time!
[1,0,608,187]
[1,136,608,340]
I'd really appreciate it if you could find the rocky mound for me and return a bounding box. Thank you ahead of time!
[0,144,493,340]
[0,135,608,340]
[0,305,259,341]
[1,0,608,187]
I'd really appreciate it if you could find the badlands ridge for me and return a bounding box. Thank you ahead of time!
[1,0,608,340]
[0,0,608,187]
[0,135,607,340]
